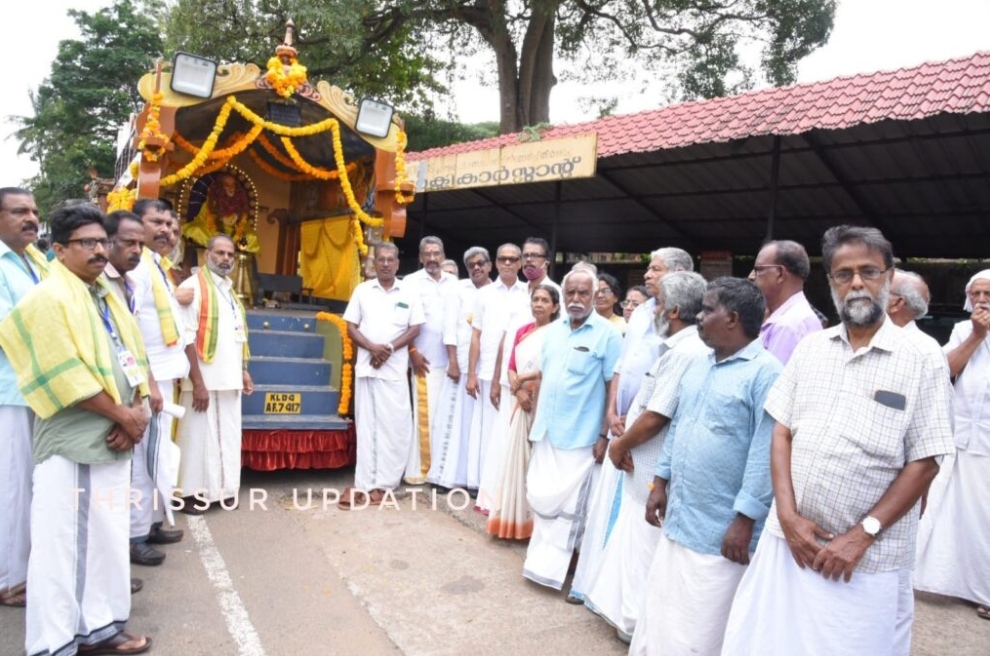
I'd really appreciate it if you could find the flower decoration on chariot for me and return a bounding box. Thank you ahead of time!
[265,20,308,99]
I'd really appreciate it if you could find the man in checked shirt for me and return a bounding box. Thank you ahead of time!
[721,225,954,656]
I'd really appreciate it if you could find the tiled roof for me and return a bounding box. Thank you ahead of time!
[407,51,990,161]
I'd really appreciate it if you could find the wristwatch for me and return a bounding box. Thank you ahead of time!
[861,515,882,537]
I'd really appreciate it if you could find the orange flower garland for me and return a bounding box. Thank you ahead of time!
[393,130,415,205]
[107,187,136,212]
[138,92,170,162]
[159,97,233,187]
[316,312,353,415]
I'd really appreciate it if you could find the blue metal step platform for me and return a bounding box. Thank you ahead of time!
[241,309,354,469]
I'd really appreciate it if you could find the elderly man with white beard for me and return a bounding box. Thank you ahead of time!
[721,225,954,656]
[522,269,622,592]
[583,271,709,642]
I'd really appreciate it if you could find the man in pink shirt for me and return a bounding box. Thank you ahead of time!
[749,240,823,364]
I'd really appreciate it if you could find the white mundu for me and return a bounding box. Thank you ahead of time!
[344,277,425,491]
[175,270,245,503]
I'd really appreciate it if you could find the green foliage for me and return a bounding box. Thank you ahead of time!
[160,0,448,111]
[12,0,163,215]
[403,115,500,152]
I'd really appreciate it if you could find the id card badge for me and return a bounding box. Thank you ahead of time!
[117,348,145,387]
[233,322,248,343]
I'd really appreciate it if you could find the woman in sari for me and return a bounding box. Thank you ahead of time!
[486,284,560,540]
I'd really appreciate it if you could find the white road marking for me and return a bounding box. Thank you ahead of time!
[187,515,267,656]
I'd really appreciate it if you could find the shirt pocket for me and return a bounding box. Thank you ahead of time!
[392,303,411,326]
[566,347,599,376]
[838,391,908,462]
[706,391,748,435]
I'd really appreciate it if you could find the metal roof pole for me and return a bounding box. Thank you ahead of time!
[419,192,429,242]
[550,181,562,280]
[765,135,782,242]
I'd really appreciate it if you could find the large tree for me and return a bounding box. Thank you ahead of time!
[163,0,835,134]
[13,0,163,213]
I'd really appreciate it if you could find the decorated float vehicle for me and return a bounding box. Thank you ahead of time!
[109,23,414,470]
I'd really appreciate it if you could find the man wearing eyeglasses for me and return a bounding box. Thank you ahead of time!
[722,225,954,656]
[0,203,153,655]
[0,187,47,609]
[477,237,562,512]
[749,240,822,365]
[126,198,190,566]
[428,247,492,490]
[915,269,990,623]
[466,243,528,495]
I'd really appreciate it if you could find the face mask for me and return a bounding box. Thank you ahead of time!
[523,264,544,281]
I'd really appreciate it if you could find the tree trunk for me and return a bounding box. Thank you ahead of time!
[517,6,557,129]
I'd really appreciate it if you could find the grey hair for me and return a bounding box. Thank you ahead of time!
[376,241,399,257]
[462,246,490,265]
[659,271,707,325]
[892,269,930,318]
[822,225,893,273]
[562,268,598,293]
[768,240,811,280]
[442,258,458,268]
[650,247,694,272]
[419,236,444,254]
[207,234,235,250]
[571,260,598,275]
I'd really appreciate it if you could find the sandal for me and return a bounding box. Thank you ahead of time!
[977,605,990,620]
[0,589,26,607]
[337,487,369,511]
[80,632,151,655]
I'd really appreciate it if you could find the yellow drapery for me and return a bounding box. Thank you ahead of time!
[299,216,360,301]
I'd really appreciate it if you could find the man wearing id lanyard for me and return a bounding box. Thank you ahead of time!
[0,187,47,609]
[175,234,253,513]
[339,242,424,509]
[0,203,153,655]
[127,198,190,567]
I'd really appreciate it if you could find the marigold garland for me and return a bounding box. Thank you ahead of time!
[315,312,354,415]
[265,56,308,99]
[248,149,314,182]
[159,97,234,188]
[107,187,136,212]
[351,216,368,257]
[138,92,170,163]
[393,130,415,205]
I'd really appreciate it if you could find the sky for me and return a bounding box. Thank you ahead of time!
[2,0,989,185]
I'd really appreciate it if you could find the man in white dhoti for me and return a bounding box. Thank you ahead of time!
[339,242,424,508]
[619,278,780,656]
[0,187,46,609]
[522,269,622,592]
[465,244,528,493]
[0,203,152,655]
[569,247,693,605]
[585,271,707,642]
[428,247,491,489]
[722,226,954,656]
[127,198,189,564]
[403,236,457,485]
[914,270,990,622]
[176,234,254,513]
[883,268,947,655]
[477,237,559,513]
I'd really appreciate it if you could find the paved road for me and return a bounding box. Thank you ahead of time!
[2,467,988,655]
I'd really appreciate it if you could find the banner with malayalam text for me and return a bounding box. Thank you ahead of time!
[413,133,598,193]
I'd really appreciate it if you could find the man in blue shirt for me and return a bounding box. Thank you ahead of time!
[523,268,622,591]
[0,187,46,608]
[630,278,781,656]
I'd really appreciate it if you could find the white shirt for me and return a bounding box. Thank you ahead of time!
[404,268,457,368]
[614,297,662,415]
[131,251,189,380]
[470,278,530,381]
[444,279,489,369]
[177,270,243,391]
[343,277,425,381]
[945,319,990,455]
